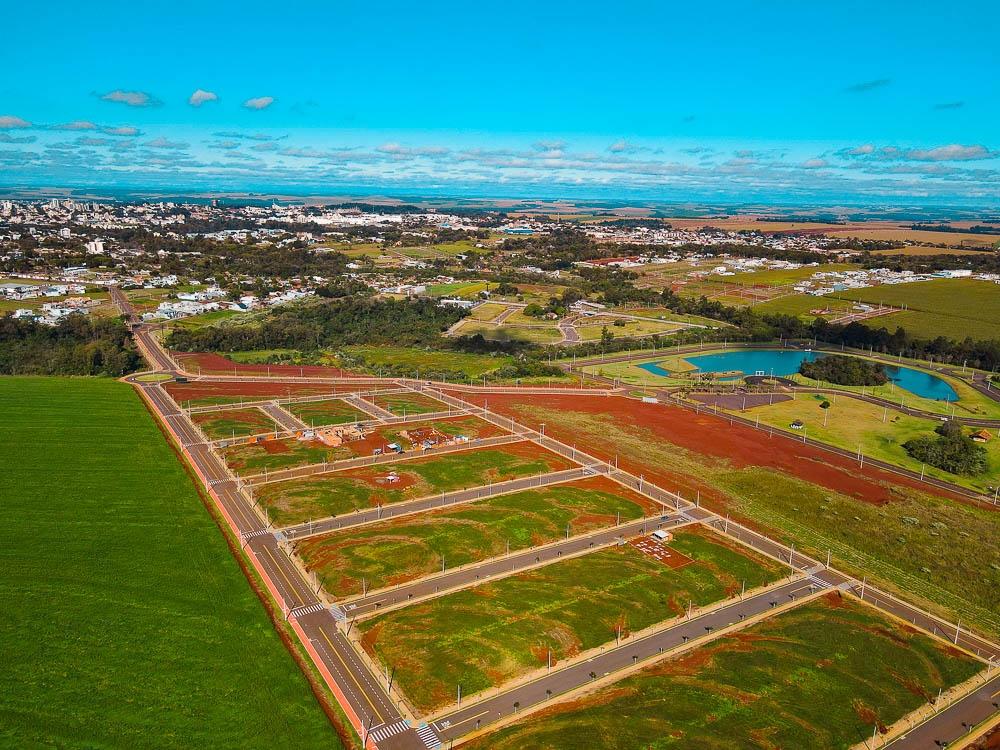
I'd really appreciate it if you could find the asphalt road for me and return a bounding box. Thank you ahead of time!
[259,400,308,432]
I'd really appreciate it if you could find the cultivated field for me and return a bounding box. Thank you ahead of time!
[221,415,504,475]
[165,379,340,407]
[0,377,340,748]
[464,593,982,750]
[191,406,278,439]
[258,441,575,526]
[359,526,786,713]
[294,477,660,597]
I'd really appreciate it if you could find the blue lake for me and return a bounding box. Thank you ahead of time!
[637,349,959,402]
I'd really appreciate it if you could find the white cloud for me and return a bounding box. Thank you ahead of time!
[102,126,141,137]
[802,158,829,169]
[243,96,274,110]
[188,89,219,107]
[839,143,997,162]
[54,120,97,131]
[100,90,158,107]
[0,115,32,129]
[144,136,188,150]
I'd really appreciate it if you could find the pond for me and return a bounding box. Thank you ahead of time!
[637,349,959,402]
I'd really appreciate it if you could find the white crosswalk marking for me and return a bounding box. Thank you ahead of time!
[288,602,326,618]
[241,528,272,540]
[416,724,441,749]
[368,720,409,743]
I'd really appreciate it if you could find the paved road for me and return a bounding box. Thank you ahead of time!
[259,400,309,432]
[339,512,691,619]
[886,674,1000,749]
[346,394,396,420]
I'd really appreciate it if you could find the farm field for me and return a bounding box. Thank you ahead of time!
[364,390,447,416]
[287,398,368,426]
[711,392,1000,493]
[222,414,504,475]
[468,302,508,321]
[424,280,489,297]
[0,377,340,749]
[294,477,660,597]
[465,593,982,750]
[258,441,576,527]
[451,392,1000,636]
[338,345,512,378]
[191,406,277,439]
[358,526,786,713]
[827,278,1000,342]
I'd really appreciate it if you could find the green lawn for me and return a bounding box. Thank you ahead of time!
[0,377,340,749]
[259,442,573,527]
[295,478,660,597]
[451,319,565,344]
[191,406,278,439]
[465,593,981,750]
[288,399,368,427]
[359,526,785,713]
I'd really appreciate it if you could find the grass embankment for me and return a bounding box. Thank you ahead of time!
[0,377,341,749]
[295,478,659,597]
[260,443,573,526]
[515,405,1000,636]
[464,593,981,750]
[360,527,785,713]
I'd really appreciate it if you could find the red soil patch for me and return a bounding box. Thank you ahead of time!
[370,471,420,491]
[165,380,338,402]
[173,351,360,378]
[262,439,292,454]
[630,537,694,569]
[446,392,970,508]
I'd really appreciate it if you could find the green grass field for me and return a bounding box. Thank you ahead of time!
[339,345,512,378]
[715,392,1000,492]
[424,280,490,297]
[294,477,659,597]
[365,391,447,415]
[191,406,278,439]
[287,398,368,426]
[517,404,1000,636]
[359,526,786,713]
[259,442,573,527]
[465,593,981,750]
[0,377,340,749]
[828,278,1000,342]
[451,319,565,344]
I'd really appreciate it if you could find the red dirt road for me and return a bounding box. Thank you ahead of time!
[449,391,969,507]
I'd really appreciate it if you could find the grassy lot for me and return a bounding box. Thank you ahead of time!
[469,303,508,321]
[515,405,1000,636]
[259,442,573,527]
[625,307,723,327]
[465,593,982,750]
[714,392,1000,493]
[359,526,786,713]
[169,309,244,330]
[0,377,340,749]
[424,280,489,298]
[338,345,512,378]
[365,391,447,415]
[191,407,278,440]
[222,415,502,476]
[828,278,1000,342]
[576,317,681,341]
[751,292,857,319]
[287,399,368,426]
[451,319,565,344]
[294,478,660,596]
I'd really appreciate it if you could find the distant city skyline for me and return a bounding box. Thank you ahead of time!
[2,0,998,206]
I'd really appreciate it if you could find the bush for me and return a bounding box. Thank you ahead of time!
[799,354,888,386]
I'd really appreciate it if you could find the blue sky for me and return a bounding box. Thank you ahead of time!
[2,0,998,205]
